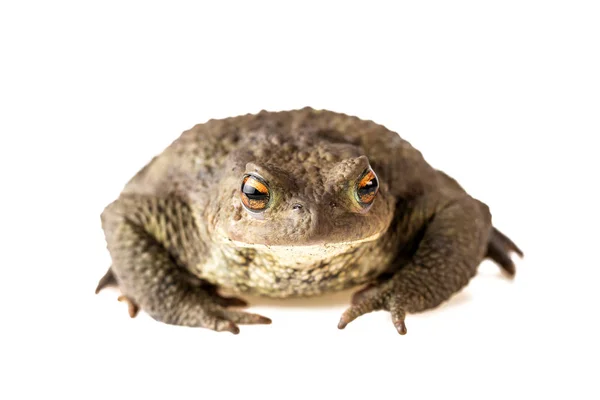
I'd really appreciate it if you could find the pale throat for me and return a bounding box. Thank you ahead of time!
[227,232,383,268]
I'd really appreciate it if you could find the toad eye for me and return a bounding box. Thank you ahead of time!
[241,175,271,212]
[355,167,379,206]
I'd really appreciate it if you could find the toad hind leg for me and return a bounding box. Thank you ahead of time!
[101,194,271,334]
[339,196,492,335]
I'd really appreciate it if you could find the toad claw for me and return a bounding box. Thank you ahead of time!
[216,309,272,325]
[212,319,241,335]
[389,299,407,335]
[340,285,408,335]
[207,309,272,335]
[338,297,383,330]
[486,227,524,277]
[117,295,139,318]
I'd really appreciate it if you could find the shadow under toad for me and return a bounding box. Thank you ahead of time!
[226,284,475,312]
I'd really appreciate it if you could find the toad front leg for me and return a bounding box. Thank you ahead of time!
[339,196,498,335]
[99,194,271,334]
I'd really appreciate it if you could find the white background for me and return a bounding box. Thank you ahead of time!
[1,1,599,399]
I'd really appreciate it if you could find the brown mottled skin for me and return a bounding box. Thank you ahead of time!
[97,107,522,334]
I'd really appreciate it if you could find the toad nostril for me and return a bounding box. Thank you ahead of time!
[292,203,303,210]
[329,201,337,208]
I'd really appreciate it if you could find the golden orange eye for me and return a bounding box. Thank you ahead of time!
[241,175,271,211]
[356,168,379,206]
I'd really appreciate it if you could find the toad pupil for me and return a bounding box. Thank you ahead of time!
[241,175,270,210]
[359,177,377,193]
[357,170,379,205]
[242,183,266,199]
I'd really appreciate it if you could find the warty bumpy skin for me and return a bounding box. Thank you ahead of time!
[97,107,523,335]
